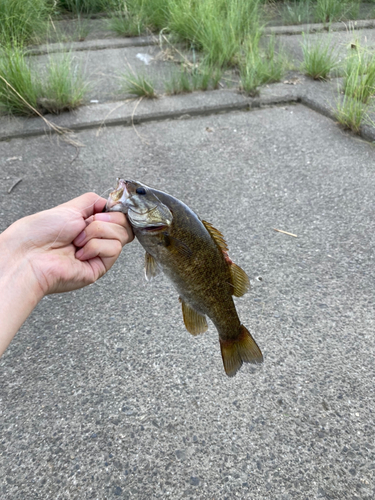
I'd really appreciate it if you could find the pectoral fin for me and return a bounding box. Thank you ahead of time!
[229,262,250,297]
[180,299,208,336]
[144,252,160,281]
[162,233,192,258]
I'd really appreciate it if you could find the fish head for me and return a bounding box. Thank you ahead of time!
[105,179,173,229]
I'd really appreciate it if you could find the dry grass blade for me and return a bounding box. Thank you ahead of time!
[0,74,83,146]
[273,228,298,237]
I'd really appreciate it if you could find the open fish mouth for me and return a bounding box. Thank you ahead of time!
[105,178,129,212]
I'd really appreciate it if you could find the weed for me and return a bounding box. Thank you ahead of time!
[57,0,112,15]
[301,36,338,80]
[165,67,193,94]
[314,0,360,24]
[335,95,367,134]
[168,0,262,68]
[165,63,222,94]
[0,46,39,115]
[120,70,157,98]
[108,11,144,37]
[343,49,375,104]
[280,0,312,26]
[38,52,87,114]
[0,46,87,115]
[0,0,51,46]
[109,0,168,33]
[240,35,285,96]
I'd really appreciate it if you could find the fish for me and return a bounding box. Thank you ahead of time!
[105,179,263,377]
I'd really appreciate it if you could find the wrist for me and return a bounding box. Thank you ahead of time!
[0,230,45,356]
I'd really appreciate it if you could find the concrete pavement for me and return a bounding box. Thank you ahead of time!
[1,18,375,500]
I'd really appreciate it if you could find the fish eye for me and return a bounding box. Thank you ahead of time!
[136,187,146,195]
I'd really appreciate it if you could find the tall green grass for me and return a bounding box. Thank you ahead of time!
[335,47,375,133]
[280,0,313,26]
[165,63,222,94]
[168,0,262,67]
[301,36,338,80]
[343,49,375,103]
[314,0,360,24]
[0,46,39,115]
[0,0,51,46]
[240,35,285,96]
[38,52,87,113]
[120,70,157,98]
[57,0,117,15]
[0,47,87,115]
[109,0,168,33]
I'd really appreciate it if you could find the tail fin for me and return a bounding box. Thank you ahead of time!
[220,325,263,377]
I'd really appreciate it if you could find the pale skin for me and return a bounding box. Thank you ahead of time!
[0,192,134,357]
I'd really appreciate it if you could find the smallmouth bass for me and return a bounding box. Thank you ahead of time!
[105,179,263,377]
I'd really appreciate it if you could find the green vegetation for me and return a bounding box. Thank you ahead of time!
[280,0,313,26]
[276,0,361,26]
[336,46,375,133]
[335,96,367,134]
[38,52,87,114]
[56,0,116,15]
[343,49,375,103]
[108,11,145,37]
[165,64,222,94]
[314,0,359,24]
[239,36,285,96]
[0,46,39,115]
[168,0,262,68]
[0,47,87,115]
[120,71,157,98]
[301,36,338,80]
[0,0,51,46]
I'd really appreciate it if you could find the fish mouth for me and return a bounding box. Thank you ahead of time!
[105,178,129,212]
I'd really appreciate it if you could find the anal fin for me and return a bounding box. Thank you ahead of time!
[180,299,208,336]
[145,252,160,281]
[229,262,250,297]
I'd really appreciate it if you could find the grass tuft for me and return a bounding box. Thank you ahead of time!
[343,49,375,104]
[108,11,145,37]
[165,63,222,95]
[0,46,39,115]
[0,0,51,46]
[120,70,157,98]
[314,0,360,24]
[38,52,87,114]
[168,0,262,68]
[335,95,367,134]
[301,36,338,81]
[280,0,312,26]
[239,35,285,97]
[0,46,87,116]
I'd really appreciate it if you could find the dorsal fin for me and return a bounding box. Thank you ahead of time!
[229,262,250,297]
[201,220,228,253]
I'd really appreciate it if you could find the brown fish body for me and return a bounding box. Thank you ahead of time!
[106,179,263,376]
[134,188,241,341]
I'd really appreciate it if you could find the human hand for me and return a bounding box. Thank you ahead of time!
[1,192,133,298]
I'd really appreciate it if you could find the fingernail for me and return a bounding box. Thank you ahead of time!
[75,230,86,246]
[95,213,111,222]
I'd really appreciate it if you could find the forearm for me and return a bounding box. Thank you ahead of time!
[0,236,44,357]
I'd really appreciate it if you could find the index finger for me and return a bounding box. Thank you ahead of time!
[61,192,107,219]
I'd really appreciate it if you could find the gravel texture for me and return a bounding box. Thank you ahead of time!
[1,104,375,499]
